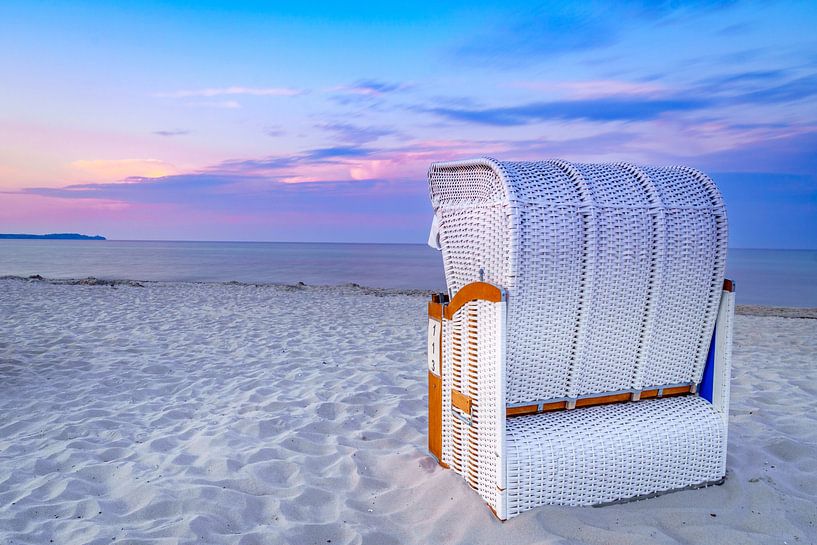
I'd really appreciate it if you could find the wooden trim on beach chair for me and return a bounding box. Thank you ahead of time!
[444,282,504,320]
[428,301,443,321]
[505,384,696,417]
[451,389,473,414]
[575,392,631,407]
[427,298,445,464]
[507,401,566,416]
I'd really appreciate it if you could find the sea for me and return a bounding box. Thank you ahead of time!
[1,240,815,307]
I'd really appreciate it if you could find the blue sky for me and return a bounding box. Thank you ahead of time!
[0,0,815,247]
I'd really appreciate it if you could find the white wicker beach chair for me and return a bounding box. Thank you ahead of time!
[425,158,735,520]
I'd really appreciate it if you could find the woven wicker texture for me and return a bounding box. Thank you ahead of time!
[505,396,726,514]
[429,158,728,404]
[442,300,504,513]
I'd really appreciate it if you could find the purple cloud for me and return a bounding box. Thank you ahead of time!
[264,125,286,137]
[329,79,412,106]
[737,74,817,104]
[22,174,429,218]
[304,146,375,160]
[214,145,380,175]
[346,80,409,95]
[153,129,190,137]
[698,70,788,88]
[426,97,712,126]
[424,69,816,127]
[319,123,397,144]
[217,156,301,172]
[693,130,817,175]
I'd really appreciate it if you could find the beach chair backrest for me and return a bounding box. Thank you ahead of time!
[428,158,728,404]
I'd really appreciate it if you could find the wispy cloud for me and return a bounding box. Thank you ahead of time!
[681,70,817,108]
[696,69,789,89]
[304,146,375,160]
[693,129,817,174]
[425,69,817,127]
[426,96,711,126]
[215,145,379,178]
[452,0,736,67]
[216,156,300,173]
[331,80,411,96]
[20,174,430,231]
[737,74,817,104]
[68,159,179,181]
[153,129,190,137]
[318,123,397,144]
[456,2,739,64]
[155,86,305,98]
[456,7,616,64]
[328,79,412,105]
[15,121,817,245]
[188,100,242,109]
[717,21,752,36]
[264,125,286,137]
[505,79,668,99]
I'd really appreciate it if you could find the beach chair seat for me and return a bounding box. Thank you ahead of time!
[505,395,725,510]
[425,158,735,519]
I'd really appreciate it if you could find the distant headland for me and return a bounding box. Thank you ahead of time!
[0,233,106,240]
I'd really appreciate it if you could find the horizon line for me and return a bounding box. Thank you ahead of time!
[2,237,816,251]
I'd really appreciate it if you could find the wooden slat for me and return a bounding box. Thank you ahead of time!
[451,389,473,414]
[662,385,694,396]
[540,401,567,412]
[428,371,442,463]
[427,298,444,466]
[428,301,443,320]
[575,392,631,407]
[506,404,539,416]
[506,401,567,416]
[506,386,696,417]
[444,282,503,320]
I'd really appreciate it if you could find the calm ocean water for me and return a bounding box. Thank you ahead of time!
[1,240,815,307]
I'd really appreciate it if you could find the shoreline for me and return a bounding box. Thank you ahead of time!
[0,274,434,298]
[2,274,816,318]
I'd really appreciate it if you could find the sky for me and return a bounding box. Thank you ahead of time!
[0,0,815,247]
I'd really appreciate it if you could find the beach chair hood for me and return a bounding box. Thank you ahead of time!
[427,157,728,404]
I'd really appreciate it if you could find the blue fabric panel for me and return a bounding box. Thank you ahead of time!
[699,325,716,403]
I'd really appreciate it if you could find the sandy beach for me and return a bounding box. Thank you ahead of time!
[1,277,815,545]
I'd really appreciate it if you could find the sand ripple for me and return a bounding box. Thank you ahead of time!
[1,279,815,544]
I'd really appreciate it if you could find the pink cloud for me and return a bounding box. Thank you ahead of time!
[69,159,180,182]
[155,86,305,98]
[507,79,668,99]
[0,119,215,189]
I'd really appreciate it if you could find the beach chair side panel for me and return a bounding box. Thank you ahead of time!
[699,281,735,469]
[712,286,735,421]
[431,285,508,518]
